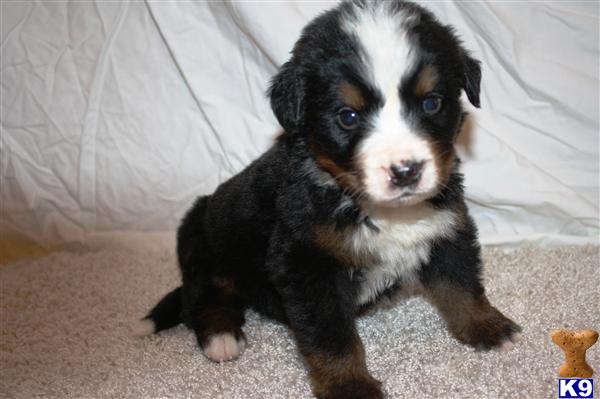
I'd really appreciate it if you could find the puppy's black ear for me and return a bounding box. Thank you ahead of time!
[462,54,482,108]
[268,61,305,134]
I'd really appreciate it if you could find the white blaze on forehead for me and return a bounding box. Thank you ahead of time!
[343,5,437,203]
[343,5,414,106]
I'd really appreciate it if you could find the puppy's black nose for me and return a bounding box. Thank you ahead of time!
[390,161,424,187]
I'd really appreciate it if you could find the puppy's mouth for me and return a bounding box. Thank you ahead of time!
[374,188,437,207]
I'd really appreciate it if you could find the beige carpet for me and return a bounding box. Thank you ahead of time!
[1,246,599,398]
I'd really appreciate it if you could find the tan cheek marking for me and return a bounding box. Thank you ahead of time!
[338,81,366,110]
[307,133,365,198]
[415,64,439,97]
[429,139,456,187]
[314,153,361,192]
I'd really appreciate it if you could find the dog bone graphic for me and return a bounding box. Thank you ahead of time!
[551,329,598,378]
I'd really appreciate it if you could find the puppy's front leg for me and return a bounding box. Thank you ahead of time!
[274,249,382,399]
[303,333,382,399]
[424,280,521,351]
[420,234,521,351]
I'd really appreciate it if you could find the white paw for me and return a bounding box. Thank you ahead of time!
[498,332,522,352]
[203,333,245,362]
[131,319,155,338]
[498,339,514,352]
[511,332,523,343]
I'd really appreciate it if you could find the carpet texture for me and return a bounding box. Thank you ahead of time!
[1,246,599,398]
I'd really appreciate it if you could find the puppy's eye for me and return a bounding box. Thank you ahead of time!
[337,108,359,130]
[422,96,442,115]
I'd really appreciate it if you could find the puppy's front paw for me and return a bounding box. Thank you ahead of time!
[316,377,383,399]
[455,307,522,351]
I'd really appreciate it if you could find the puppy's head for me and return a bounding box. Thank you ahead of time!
[269,0,481,207]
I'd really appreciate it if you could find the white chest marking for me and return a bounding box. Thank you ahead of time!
[346,204,457,305]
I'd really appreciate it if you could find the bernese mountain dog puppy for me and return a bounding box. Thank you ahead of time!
[136,1,521,398]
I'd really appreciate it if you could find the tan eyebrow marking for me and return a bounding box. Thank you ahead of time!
[338,81,366,110]
[415,64,439,96]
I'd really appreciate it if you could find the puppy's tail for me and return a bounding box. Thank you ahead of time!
[132,286,183,337]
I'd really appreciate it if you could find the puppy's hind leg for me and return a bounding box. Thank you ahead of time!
[177,196,247,362]
[182,276,247,363]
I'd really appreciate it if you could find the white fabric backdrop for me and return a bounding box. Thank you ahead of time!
[1,1,598,248]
